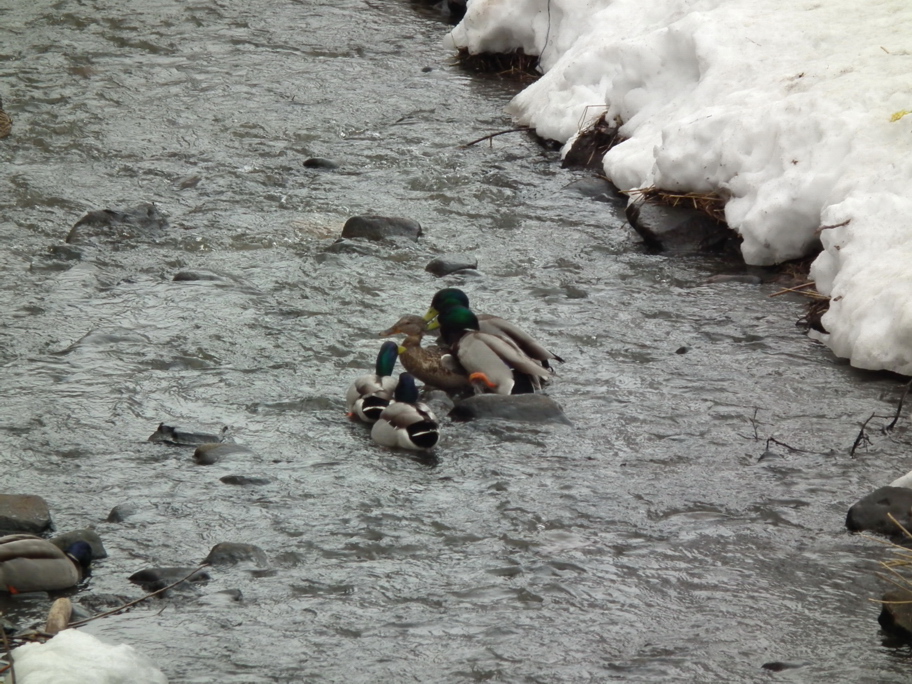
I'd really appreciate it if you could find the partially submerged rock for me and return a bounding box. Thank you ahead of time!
[879,588,912,638]
[65,203,169,244]
[50,529,108,560]
[148,422,229,446]
[0,494,52,534]
[845,486,912,537]
[341,215,422,241]
[425,254,478,277]
[129,566,211,592]
[203,542,269,567]
[626,199,734,254]
[449,394,572,425]
[193,442,254,465]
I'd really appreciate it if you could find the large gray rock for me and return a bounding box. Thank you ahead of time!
[341,215,422,241]
[626,199,733,253]
[0,494,51,534]
[449,394,572,425]
[845,486,912,537]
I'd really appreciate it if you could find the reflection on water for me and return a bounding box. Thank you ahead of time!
[1,0,911,681]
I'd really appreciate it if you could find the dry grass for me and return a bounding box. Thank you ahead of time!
[624,185,728,224]
[870,515,912,602]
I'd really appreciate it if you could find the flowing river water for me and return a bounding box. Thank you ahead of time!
[2,1,912,682]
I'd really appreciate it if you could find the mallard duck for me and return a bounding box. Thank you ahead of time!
[0,534,93,594]
[346,340,399,423]
[0,96,11,139]
[379,314,472,393]
[434,305,552,395]
[371,373,440,451]
[424,288,563,369]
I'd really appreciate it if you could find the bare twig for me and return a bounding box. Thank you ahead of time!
[748,408,760,441]
[462,127,532,148]
[769,282,817,297]
[765,437,811,453]
[851,413,879,456]
[68,565,209,628]
[886,379,912,432]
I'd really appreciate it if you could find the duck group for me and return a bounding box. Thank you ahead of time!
[346,288,562,452]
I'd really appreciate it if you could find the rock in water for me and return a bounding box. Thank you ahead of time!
[626,200,733,254]
[449,394,572,426]
[845,486,912,537]
[65,203,169,244]
[341,215,422,241]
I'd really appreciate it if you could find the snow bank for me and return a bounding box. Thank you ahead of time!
[447,0,912,375]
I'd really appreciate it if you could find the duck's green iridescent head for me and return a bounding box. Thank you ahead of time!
[424,288,471,322]
[394,372,419,403]
[436,305,480,345]
[375,340,399,377]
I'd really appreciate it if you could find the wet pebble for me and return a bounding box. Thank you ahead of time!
[341,215,422,241]
[449,394,572,425]
[106,502,140,523]
[563,176,624,204]
[425,254,478,277]
[0,494,51,534]
[193,442,255,465]
[172,270,229,282]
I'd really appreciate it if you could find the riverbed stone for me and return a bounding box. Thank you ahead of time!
[845,486,912,537]
[341,215,422,241]
[0,494,51,534]
[106,502,140,523]
[203,542,269,567]
[129,566,211,592]
[50,529,108,560]
[148,422,228,446]
[879,588,912,637]
[626,199,734,253]
[303,157,339,170]
[449,394,572,425]
[564,176,625,204]
[220,475,271,486]
[193,442,255,465]
[425,254,478,277]
[65,203,169,244]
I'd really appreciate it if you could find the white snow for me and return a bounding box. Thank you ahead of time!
[447,0,912,375]
[6,629,167,684]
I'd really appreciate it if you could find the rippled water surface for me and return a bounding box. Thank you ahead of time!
[2,1,912,682]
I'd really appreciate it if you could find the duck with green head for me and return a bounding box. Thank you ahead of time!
[434,305,552,395]
[371,372,440,451]
[346,340,399,423]
[379,314,472,393]
[424,288,563,369]
[0,534,93,594]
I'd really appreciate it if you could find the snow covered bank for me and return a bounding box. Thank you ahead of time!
[447,0,912,375]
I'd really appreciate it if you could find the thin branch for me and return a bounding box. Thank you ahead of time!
[769,282,817,298]
[851,413,878,456]
[68,565,209,628]
[886,379,912,432]
[765,436,811,453]
[462,127,532,148]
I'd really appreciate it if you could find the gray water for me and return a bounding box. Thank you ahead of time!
[2,1,912,682]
